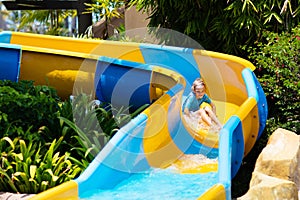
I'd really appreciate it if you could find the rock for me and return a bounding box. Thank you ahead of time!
[238,172,298,200]
[255,128,300,185]
[238,128,300,200]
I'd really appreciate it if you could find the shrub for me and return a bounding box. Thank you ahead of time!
[0,80,61,140]
[247,26,300,134]
[0,81,149,193]
[233,26,299,197]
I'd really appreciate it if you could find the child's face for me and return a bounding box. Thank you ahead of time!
[194,86,205,98]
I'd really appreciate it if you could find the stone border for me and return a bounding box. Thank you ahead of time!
[0,192,34,200]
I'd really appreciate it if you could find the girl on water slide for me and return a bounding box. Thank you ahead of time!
[183,78,222,130]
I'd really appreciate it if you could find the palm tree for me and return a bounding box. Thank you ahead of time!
[16,9,76,36]
[85,0,125,39]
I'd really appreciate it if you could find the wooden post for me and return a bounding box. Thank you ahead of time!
[77,0,92,35]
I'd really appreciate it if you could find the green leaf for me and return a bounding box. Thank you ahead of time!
[30,165,37,179]
[12,153,23,161]
[1,137,15,150]
[45,169,59,182]
[44,139,56,164]
[13,171,31,192]
[19,140,27,159]
[39,181,49,191]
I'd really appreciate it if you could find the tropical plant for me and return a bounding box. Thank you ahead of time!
[84,0,125,39]
[247,25,300,134]
[0,80,61,140]
[59,93,149,163]
[0,81,149,193]
[129,0,300,56]
[9,10,76,35]
[0,136,82,193]
[231,25,299,198]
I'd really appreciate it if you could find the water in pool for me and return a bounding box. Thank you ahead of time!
[80,155,218,200]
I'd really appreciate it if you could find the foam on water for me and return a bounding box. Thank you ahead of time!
[183,112,220,134]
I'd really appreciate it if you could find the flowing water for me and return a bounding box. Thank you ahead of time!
[80,155,218,200]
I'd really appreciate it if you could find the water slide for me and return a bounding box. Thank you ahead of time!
[0,31,268,199]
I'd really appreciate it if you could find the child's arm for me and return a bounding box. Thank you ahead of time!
[184,107,190,117]
[210,101,217,114]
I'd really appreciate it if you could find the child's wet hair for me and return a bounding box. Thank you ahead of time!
[192,78,205,92]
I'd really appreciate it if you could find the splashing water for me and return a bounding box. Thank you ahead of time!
[80,155,218,200]
[183,112,220,134]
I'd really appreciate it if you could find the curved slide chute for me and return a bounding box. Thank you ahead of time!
[0,31,268,199]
